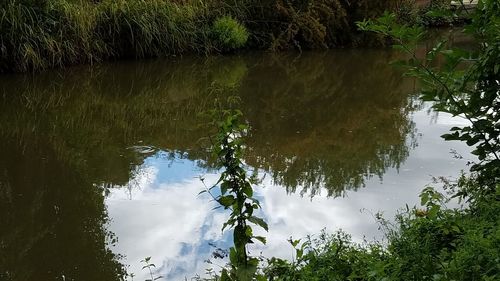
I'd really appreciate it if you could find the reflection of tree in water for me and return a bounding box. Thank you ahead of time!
[0,51,420,278]
[240,51,420,196]
[0,138,126,281]
[0,50,419,199]
[0,58,248,280]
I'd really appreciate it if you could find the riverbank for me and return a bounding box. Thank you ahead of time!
[261,183,500,281]
[0,0,454,73]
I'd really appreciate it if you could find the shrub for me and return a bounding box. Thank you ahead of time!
[218,0,400,50]
[211,16,249,51]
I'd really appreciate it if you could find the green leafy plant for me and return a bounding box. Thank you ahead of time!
[357,0,499,193]
[0,0,406,72]
[211,16,249,51]
[201,109,268,281]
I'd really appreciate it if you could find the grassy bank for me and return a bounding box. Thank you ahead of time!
[0,0,407,72]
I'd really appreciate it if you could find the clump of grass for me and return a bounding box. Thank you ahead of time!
[95,0,201,57]
[0,0,105,72]
[211,16,248,51]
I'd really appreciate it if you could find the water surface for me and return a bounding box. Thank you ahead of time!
[0,50,470,280]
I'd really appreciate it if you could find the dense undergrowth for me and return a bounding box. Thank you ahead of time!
[262,179,499,281]
[0,0,412,72]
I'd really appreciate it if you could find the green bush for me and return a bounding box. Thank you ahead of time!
[211,16,249,51]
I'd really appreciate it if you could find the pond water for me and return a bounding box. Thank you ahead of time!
[0,50,471,280]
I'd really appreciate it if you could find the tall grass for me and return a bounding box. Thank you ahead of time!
[0,0,399,72]
[0,0,218,72]
[0,0,103,71]
[96,0,207,57]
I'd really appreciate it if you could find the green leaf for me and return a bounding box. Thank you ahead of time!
[229,247,237,264]
[428,205,440,219]
[256,274,267,281]
[441,132,460,141]
[245,225,253,238]
[242,183,253,197]
[296,248,304,259]
[253,235,266,244]
[249,197,261,208]
[420,191,428,202]
[248,216,268,231]
[222,218,236,232]
[290,239,301,247]
[218,195,235,208]
[221,181,230,195]
[466,137,480,146]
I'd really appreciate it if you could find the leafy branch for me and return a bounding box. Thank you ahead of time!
[357,5,499,190]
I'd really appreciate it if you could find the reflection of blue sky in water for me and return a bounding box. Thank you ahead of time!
[106,107,472,281]
[144,152,202,186]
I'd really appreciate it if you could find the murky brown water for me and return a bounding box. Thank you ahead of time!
[0,49,470,280]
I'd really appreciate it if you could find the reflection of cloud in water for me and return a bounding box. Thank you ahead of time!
[106,109,471,280]
[107,169,230,280]
[107,164,413,279]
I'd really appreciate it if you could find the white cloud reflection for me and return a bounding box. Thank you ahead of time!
[106,108,471,280]
[107,170,229,280]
